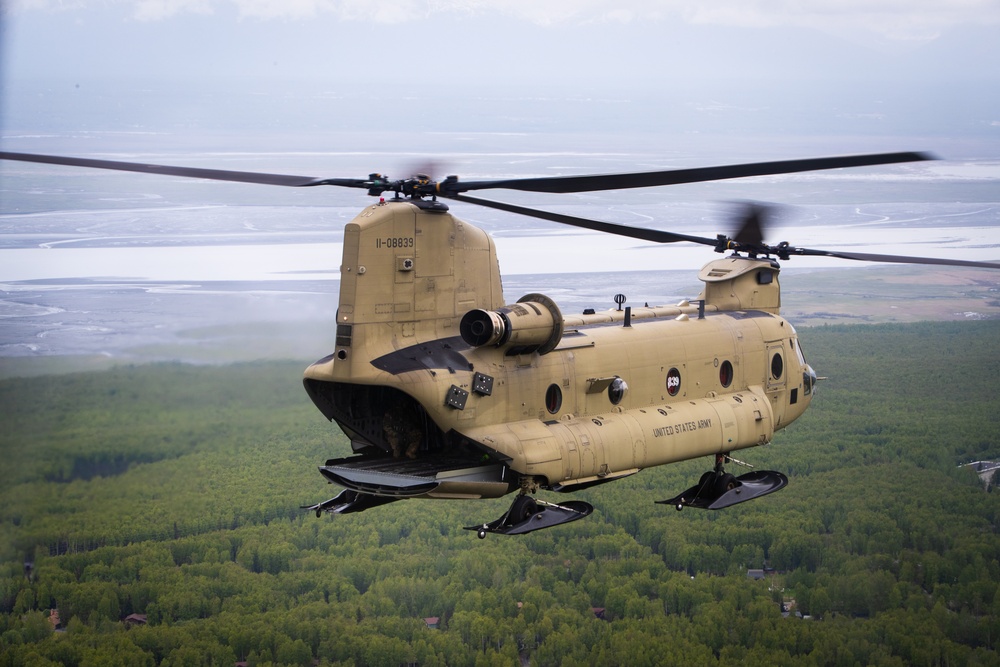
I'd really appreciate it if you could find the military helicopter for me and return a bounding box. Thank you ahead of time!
[4,150,999,538]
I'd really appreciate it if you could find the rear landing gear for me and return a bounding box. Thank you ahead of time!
[302,489,399,516]
[659,454,787,511]
[465,492,593,538]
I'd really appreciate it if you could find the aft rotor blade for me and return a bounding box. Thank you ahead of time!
[0,151,370,189]
[451,152,934,194]
[451,194,718,246]
[730,202,769,246]
[789,246,1000,270]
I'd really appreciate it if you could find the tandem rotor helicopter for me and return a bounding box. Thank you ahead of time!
[4,150,999,538]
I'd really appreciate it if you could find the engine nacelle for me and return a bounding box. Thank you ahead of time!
[460,293,563,355]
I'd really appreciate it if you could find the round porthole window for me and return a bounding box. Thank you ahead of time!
[666,368,681,396]
[771,353,783,380]
[545,384,562,414]
[720,360,734,388]
[608,378,628,405]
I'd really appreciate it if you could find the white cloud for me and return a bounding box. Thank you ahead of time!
[673,0,1000,41]
[133,0,214,21]
[231,0,333,20]
[7,0,1000,40]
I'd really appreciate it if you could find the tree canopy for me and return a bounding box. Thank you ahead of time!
[2,321,999,666]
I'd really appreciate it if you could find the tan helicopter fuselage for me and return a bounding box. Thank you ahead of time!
[303,200,816,497]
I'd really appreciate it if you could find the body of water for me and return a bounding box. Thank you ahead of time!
[2,84,998,363]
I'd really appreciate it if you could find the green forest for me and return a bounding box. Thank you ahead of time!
[2,321,999,666]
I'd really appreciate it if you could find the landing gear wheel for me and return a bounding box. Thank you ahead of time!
[715,473,737,495]
[659,468,787,511]
[509,495,539,524]
[465,498,593,537]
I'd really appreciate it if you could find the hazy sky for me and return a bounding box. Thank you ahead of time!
[5,0,1000,90]
[2,1,999,153]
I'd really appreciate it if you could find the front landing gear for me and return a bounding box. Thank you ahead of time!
[658,454,787,511]
[465,494,593,538]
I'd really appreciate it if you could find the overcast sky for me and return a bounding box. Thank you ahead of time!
[5,1,1000,89]
[2,1,999,152]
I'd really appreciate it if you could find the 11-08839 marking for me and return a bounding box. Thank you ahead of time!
[375,237,415,249]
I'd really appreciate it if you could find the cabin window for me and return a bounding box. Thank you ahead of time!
[666,368,681,397]
[545,384,562,414]
[771,353,784,380]
[720,360,734,388]
[608,378,628,405]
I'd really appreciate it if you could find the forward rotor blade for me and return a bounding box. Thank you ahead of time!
[450,194,718,246]
[0,151,370,189]
[787,246,1000,270]
[451,152,934,194]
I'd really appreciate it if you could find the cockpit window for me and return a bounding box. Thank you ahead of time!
[792,338,806,366]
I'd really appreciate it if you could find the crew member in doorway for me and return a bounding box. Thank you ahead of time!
[384,408,421,459]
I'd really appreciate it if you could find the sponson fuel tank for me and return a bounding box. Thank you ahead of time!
[459,385,774,490]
